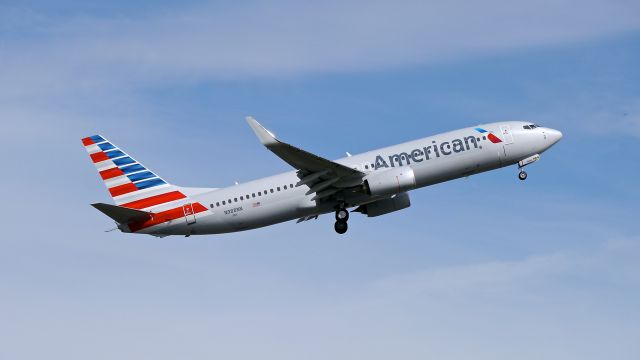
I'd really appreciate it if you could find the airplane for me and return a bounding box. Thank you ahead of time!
[83,118,562,236]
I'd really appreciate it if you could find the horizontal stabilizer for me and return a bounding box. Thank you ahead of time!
[91,203,152,224]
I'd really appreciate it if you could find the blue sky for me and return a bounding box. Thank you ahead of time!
[1,1,639,359]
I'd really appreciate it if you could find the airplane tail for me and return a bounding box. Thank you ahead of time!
[81,135,209,232]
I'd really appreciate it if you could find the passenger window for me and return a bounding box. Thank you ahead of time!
[210,204,213,208]
[216,202,220,207]
[277,187,281,191]
[222,201,226,205]
[240,196,244,201]
[365,164,369,169]
[252,193,256,198]
[258,192,262,196]
[290,184,294,188]
[284,185,288,190]
[270,189,274,193]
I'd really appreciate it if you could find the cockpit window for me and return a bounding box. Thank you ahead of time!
[523,125,531,129]
[523,124,541,130]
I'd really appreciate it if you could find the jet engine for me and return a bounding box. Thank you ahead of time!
[355,192,411,217]
[364,167,416,196]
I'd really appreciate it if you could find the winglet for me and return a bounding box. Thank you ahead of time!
[246,116,278,146]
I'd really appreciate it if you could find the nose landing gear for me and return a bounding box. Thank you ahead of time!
[334,207,349,234]
[516,154,540,181]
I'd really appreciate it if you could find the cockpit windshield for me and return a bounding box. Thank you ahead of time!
[523,124,541,130]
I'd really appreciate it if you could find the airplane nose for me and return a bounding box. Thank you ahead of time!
[546,128,563,144]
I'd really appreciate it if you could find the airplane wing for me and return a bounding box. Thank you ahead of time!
[246,117,365,200]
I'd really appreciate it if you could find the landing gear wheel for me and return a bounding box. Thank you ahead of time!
[335,209,350,222]
[518,171,528,181]
[334,220,348,234]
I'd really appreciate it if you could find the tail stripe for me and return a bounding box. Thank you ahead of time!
[135,178,166,189]
[113,183,171,202]
[105,176,130,188]
[105,149,126,159]
[90,135,106,143]
[99,167,125,180]
[120,164,145,174]
[90,152,109,163]
[98,143,116,151]
[127,171,155,182]
[109,183,139,197]
[121,191,187,210]
[113,157,135,166]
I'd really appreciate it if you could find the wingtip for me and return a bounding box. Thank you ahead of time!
[246,116,278,145]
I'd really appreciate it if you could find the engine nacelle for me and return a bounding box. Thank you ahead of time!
[356,192,411,217]
[364,167,416,196]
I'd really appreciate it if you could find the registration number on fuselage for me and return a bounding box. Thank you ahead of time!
[224,207,243,215]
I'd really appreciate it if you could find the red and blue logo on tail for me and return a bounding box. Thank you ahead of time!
[82,135,209,233]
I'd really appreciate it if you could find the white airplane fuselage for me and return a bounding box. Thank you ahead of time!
[117,121,561,236]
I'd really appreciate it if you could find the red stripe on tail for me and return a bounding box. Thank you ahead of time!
[121,191,187,210]
[82,137,95,146]
[100,167,125,180]
[90,151,109,163]
[108,183,138,197]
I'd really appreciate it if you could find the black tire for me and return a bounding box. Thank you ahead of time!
[334,221,348,234]
[335,209,350,222]
[518,171,528,181]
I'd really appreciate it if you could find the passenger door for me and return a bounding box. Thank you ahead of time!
[498,124,515,164]
[500,125,514,144]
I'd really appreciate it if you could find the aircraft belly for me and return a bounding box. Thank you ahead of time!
[226,195,303,231]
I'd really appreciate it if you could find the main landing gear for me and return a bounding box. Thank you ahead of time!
[518,170,528,181]
[334,207,349,234]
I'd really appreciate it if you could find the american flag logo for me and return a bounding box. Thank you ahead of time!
[252,202,261,208]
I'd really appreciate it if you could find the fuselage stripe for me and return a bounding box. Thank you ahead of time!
[128,203,208,232]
